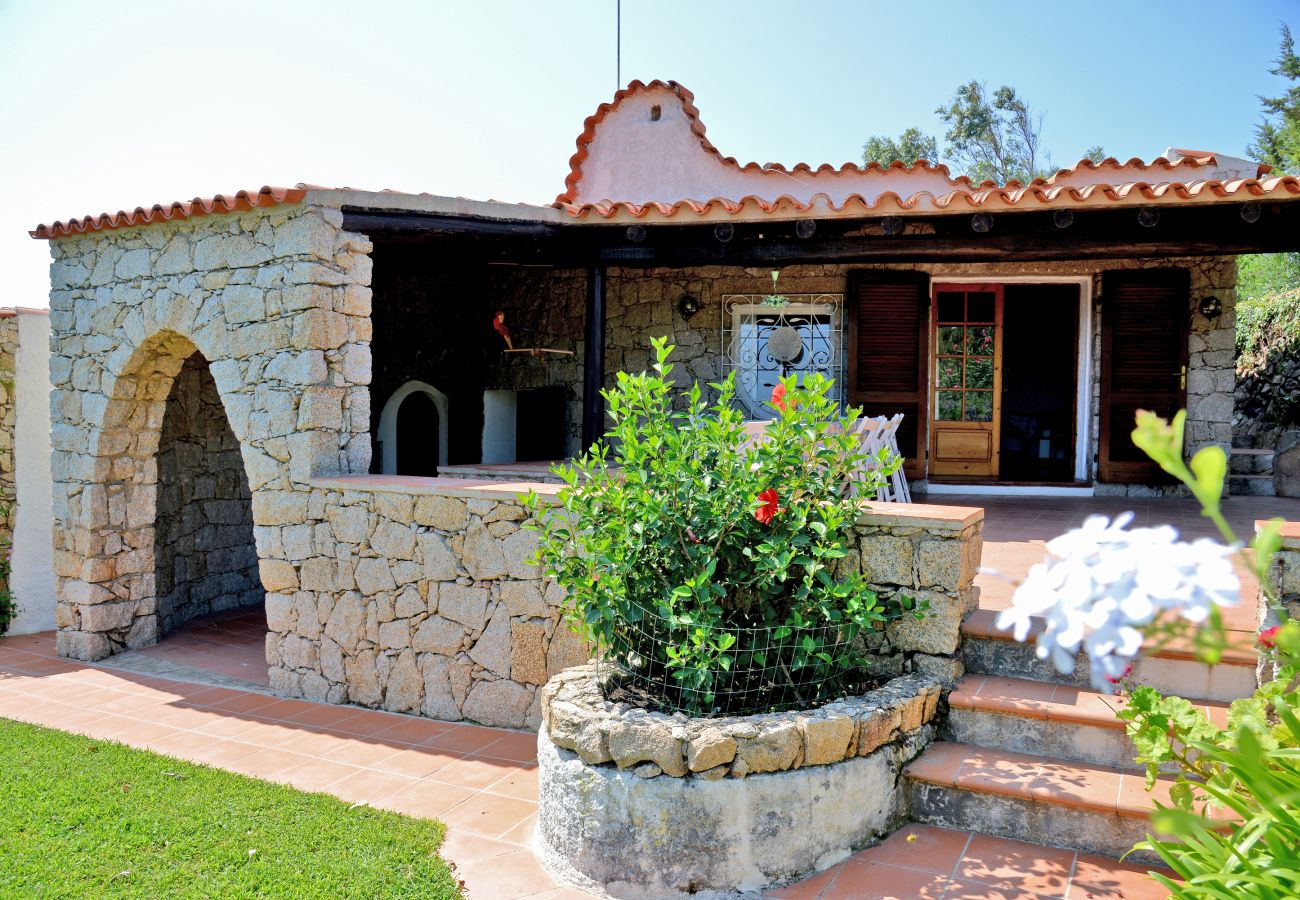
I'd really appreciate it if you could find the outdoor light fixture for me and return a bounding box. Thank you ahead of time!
[972,213,994,233]
[881,216,904,235]
[626,224,647,243]
[1138,206,1160,228]
[1241,202,1262,224]
[714,222,735,243]
[795,219,817,239]
[1053,209,1074,229]
[677,293,700,319]
[1198,296,1224,319]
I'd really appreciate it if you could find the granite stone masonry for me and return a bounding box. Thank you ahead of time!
[47,203,374,661]
[536,664,941,895]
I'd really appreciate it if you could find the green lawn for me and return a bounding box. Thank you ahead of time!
[0,719,462,899]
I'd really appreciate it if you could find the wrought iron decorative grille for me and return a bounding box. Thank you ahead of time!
[721,294,844,419]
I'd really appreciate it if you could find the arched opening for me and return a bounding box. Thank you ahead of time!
[378,380,449,476]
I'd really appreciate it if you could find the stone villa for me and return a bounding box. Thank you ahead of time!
[25,79,1300,730]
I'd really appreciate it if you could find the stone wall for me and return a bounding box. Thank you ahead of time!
[0,314,18,542]
[155,353,262,635]
[370,254,1235,485]
[260,477,980,729]
[46,202,374,660]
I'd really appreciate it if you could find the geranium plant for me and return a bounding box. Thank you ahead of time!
[995,409,1297,897]
[525,337,911,716]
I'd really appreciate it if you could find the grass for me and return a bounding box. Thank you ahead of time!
[0,719,462,899]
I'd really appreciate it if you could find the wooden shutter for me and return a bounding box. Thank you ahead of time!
[1099,269,1190,483]
[846,271,931,479]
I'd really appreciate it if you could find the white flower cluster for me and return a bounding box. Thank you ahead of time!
[993,513,1239,692]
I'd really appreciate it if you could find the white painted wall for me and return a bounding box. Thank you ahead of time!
[482,390,517,464]
[9,310,55,634]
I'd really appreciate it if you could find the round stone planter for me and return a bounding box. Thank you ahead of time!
[536,664,942,897]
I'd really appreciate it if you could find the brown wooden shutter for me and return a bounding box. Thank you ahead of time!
[846,270,931,479]
[1099,269,1190,483]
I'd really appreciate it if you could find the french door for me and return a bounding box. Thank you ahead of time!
[930,284,1003,479]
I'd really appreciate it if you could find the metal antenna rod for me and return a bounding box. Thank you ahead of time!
[616,0,621,90]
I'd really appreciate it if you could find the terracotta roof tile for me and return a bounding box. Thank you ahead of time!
[31,185,306,239]
[556,81,1299,222]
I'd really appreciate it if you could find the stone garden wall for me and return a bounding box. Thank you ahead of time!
[0,314,18,542]
[45,202,374,660]
[259,476,981,730]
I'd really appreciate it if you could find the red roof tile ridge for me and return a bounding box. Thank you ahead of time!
[560,174,1300,220]
[31,185,307,240]
[555,80,964,206]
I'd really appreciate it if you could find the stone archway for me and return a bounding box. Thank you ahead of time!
[54,330,265,661]
[154,351,262,637]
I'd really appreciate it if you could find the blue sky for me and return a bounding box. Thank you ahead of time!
[1,0,1294,305]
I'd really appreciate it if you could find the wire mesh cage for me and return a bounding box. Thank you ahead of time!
[596,600,875,718]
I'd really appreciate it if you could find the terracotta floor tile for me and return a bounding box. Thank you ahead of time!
[498,811,538,846]
[479,730,540,763]
[374,779,477,819]
[206,691,280,714]
[437,830,527,865]
[944,878,1056,899]
[321,737,408,768]
[431,755,524,791]
[454,847,562,897]
[954,748,1045,798]
[235,720,309,749]
[1067,854,1175,899]
[274,758,360,794]
[1031,760,1124,815]
[904,741,970,786]
[860,825,973,876]
[283,703,369,729]
[424,724,504,754]
[973,676,1058,719]
[145,728,227,762]
[486,764,540,801]
[325,768,418,806]
[369,716,457,745]
[764,862,844,899]
[367,745,464,779]
[1118,772,1171,817]
[185,739,263,767]
[821,859,949,899]
[230,747,313,780]
[440,793,539,840]
[954,833,1076,896]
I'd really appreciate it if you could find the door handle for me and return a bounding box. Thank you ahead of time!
[1179,365,1186,390]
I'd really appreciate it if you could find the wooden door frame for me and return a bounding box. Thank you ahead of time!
[929,283,1004,480]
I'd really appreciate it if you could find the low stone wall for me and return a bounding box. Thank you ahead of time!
[536,664,941,895]
[260,477,982,731]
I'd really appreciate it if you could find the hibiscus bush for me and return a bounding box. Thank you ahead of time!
[525,337,911,716]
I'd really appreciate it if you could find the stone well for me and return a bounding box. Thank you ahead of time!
[536,663,942,897]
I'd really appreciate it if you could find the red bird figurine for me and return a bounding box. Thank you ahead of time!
[492,311,513,350]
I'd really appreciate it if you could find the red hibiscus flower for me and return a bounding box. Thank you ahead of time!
[770,383,788,413]
[754,488,782,525]
[1259,626,1281,650]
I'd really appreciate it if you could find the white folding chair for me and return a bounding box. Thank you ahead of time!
[880,414,911,503]
[849,416,889,500]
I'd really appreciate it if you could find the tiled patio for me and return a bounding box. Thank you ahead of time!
[103,607,271,688]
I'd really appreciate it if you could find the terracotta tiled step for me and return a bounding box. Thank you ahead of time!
[962,609,1258,703]
[906,741,1233,863]
[764,823,1175,899]
[946,675,1230,770]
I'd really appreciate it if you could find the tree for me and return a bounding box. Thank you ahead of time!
[935,81,1051,184]
[1249,24,1300,175]
[861,82,1104,184]
[861,127,938,167]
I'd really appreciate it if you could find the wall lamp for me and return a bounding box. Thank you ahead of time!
[677,293,700,319]
[1198,296,1223,319]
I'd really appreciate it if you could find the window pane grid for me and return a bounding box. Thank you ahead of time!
[934,292,996,422]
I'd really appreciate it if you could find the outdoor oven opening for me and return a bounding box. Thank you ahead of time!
[152,351,265,657]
